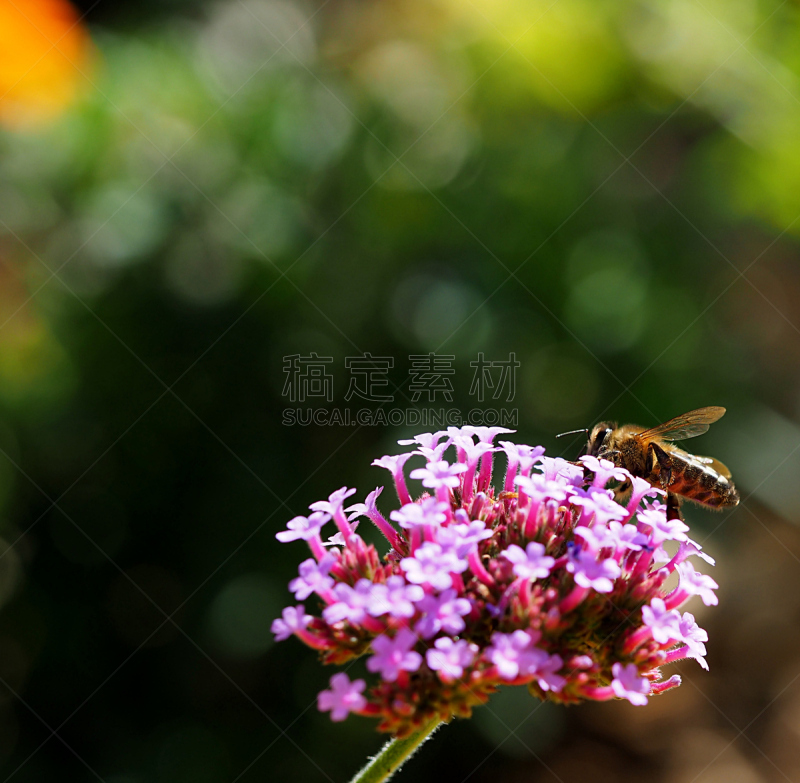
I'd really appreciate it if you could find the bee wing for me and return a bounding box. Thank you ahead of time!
[689,454,733,479]
[636,407,727,442]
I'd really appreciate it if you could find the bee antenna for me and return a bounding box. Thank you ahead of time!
[556,428,589,439]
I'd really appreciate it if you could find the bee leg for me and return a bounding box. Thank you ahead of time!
[666,492,684,522]
[649,442,673,489]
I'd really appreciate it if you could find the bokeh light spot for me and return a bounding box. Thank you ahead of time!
[0,0,92,129]
[205,573,281,659]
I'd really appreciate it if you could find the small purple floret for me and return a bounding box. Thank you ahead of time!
[501,542,555,580]
[318,673,367,721]
[566,545,621,593]
[678,612,709,670]
[289,555,335,600]
[414,589,472,638]
[579,454,629,489]
[676,561,719,606]
[276,511,331,542]
[427,638,478,682]
[409,460,467,489]
[322,579,374,625]
[571,488,628,526]
[367,576,425,619]
[367,628,423,681]
[611,662,650,706]
[486,630,539,680]
[437,519,493,558]
[638,502,690,544]
[310,486,357,516]
[400,543,468,591]
[271,605,311,641]
[539,456,584,486]
[641,597,682,644]
[390,498,448,529]
[605,520,648,551]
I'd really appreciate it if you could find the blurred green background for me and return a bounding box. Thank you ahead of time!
[1,0,800,780]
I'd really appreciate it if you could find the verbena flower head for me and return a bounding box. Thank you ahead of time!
[272,429,718,736]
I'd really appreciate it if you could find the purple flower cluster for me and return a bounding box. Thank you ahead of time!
[272,428,717,736]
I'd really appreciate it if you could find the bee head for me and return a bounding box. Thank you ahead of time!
[583,422,613,458]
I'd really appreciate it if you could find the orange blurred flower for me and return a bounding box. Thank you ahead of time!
[0,0,92,129]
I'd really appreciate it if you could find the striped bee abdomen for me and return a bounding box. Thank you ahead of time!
[665,456,739,508]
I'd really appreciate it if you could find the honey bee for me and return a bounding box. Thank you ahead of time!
[582,406,739,521]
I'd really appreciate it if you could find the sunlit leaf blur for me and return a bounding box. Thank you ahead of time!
[0,0,799,780]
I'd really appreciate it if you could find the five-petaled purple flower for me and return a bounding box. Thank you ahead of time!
[289,555,335,600]
[605,520,648,552]
[579,455,630,489]
[390,498,448,530]
[367,576,425,619]
[641,597,682,644]
[677,612,709,670]
[501,542,555,580]
[318,673,368,721]
[638,502,690,544]
[436,520,493,558]
[270,605,311,641]
[673,561,719,606]
[410,460,467,490]
[367,628,423,681]
[486,630,542,680]
[400,543,468,591]
[276,511,330,542]
[566,544,621,593]
[611,662,651,706]
[311,486,357,517]
[427,638,478,682]
[323,579,374,625]
[414,589,472,639]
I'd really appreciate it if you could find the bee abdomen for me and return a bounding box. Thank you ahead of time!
[667,461,739,508]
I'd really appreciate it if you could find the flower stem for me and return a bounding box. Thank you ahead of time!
[349,717,443,783]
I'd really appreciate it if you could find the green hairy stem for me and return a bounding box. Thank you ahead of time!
[349,718,443,783]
